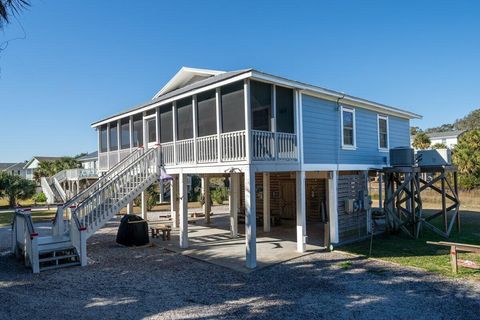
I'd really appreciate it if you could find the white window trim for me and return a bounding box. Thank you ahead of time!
[340,106,356,150]
[377,114,389,152]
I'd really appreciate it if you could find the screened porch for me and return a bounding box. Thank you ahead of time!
[97,79,298,171]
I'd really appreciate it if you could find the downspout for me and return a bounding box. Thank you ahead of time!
[336,94,346,171]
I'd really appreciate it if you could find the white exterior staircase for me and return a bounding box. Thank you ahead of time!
[12,147,161,273]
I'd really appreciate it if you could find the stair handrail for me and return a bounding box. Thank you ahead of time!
[12,209,40,273]
[63,148,144,209]
[52,148,144,231]
[72,147,159,229]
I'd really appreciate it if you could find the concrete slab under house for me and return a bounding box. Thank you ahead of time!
[12,66,421,273]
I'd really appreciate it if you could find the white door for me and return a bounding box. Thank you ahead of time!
[144,115,157,149]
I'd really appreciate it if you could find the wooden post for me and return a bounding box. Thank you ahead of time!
[179,173,188,248]
[454,171,461,233]
[141,191,147,221]
[296,171,306,252]
[441,172,447,233]
[328,170,339,244]
[230,173,239,238]
[202,175,211,224]
[263,172,271,232]
[127,201,134,215]
[171,177,179,228]
[245,167,256,269]
[450,245,458,274]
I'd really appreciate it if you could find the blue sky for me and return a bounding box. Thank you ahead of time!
[1,0,479,162]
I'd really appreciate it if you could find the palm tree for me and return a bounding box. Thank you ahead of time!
[0,173,36,207]
[33,157,81,182]
[0,0,30,28]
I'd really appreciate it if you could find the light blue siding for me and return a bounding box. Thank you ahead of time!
[302,94,410,165]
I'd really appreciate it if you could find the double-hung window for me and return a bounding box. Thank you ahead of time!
[341,106,356,149]
[378,115,389,151]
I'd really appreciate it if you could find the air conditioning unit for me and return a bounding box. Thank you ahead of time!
[417,149,452,166]
[390,147,415,167]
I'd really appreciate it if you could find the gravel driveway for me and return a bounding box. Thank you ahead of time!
[1,221,479,320]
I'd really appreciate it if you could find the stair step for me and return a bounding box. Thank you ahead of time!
[40,261,81,271]
[39,253,78,262]
[38,243,74,253]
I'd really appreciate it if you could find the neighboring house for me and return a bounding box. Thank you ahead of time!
[410,130,465,149]
[23,156,63,180]
[0,162,28,178]
[20,67,421,272]
[77,151,99,170]
[427,130,465,149]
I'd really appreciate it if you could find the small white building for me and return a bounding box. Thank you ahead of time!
[77,151,99,170]
[410,130,465,149]
[427,130,465,149]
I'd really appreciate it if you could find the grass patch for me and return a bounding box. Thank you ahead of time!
[0,210,57,227]
[341,209,480,280]
[338,261,353,269]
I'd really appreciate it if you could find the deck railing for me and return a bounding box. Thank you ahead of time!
[197,134,218,163]
[160,142,175,165]
[176,138,195,164]
[252,130,274,161]
[221,130,246,161]
[100,129,296,169]
[276,132,297,161]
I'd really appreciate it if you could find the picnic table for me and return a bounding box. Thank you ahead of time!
[427,241,480,273]
[150,224,172,241]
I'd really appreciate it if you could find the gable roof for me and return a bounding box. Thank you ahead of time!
[0,163,17,170]
[5,162,27,171]
[23,156,64,169]
[426,130,466,139]
[91,69,251,127]
[92,67,421,128]
[152,67,225,98]
[77,151,98,162]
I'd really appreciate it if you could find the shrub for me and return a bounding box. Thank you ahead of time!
[33,192,47,204]
[211,186,228,205]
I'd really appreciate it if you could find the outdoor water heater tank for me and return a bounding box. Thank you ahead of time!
[389,147,415,167]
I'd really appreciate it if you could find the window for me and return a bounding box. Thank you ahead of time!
[120,118,130,150]
[276,86,294,133]
[176,97,193,140]
[197,90,217,137]
[221,81,245,133]
[378,115,389,150]
[160,104,173,143]
[341,107,355,149]
[250,80,272,131]
[109,122,118,151]
[132,114,143,147]
[99,125,107,152]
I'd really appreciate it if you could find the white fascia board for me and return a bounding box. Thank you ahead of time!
[152,67,225,99]
[249,71,422,120]
[91,71,253,128]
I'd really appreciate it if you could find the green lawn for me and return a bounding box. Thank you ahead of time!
[0,210,57,227]
[341,209,480,280]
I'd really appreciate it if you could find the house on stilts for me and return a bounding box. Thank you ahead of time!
[12,67,421,272]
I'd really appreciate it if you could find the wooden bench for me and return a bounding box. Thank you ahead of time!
[427,241,480,273]
[150,225,171,241]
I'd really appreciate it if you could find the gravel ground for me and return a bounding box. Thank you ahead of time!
[1,220,479,320]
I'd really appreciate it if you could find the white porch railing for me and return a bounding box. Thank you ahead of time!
[176,138,195,164]
[160,142,175,165]
[197,134,218,163]
[100,129,296,167]
[276,132,297,161]
[119,149,131,162]
[252,130,274,161]
[221,130,246,161]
